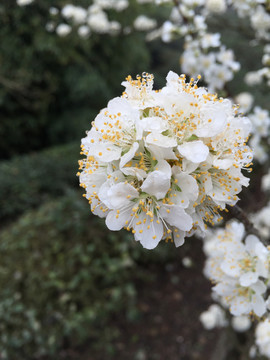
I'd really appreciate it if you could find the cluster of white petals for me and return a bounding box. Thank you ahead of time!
[134,15,157,31]
[199,304,227,329]
[181,39,240,92]
[78,71,252,250]
[16,0,34,5]
[253,201,270,240]
[203,220,270,317]
[256,318,270,358]
[47,1,127,37]
[249,106,270,164]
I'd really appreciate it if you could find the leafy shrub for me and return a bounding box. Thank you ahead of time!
[0,142,79,221]
[0,191,140,359]
[0,1,151,159]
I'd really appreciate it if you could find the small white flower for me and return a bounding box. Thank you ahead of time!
[235,92,254,114]
[200,304,227,330]
[62,5,87,24]
[232,315,251,332]
[56,24,72,37]
[49,7,59,15]
[78,25,91,38]
[17,0,34,5]
[203,220,269,317]
[134,15,157,31]
[205,0,226,13]
[256,318,270,358]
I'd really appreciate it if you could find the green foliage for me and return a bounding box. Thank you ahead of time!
[0,1,151,159]
[0,142,79,221]
[0,191,138,359]
[0,190,178,359]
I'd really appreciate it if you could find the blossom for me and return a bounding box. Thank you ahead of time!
[205,0,226,13]
[78,25,91,38]
[200,304,227,330]
[79,72,252,249]
[61,5,87,24]
[232,315,251,332]
[17,0,34,5]
[256,319,270,358]
[56,24,72,37]
[134,15,157,31]
[235,92,254,114]
[203,220,269,317]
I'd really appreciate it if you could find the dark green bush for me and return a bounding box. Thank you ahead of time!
[0,142,79,221]
[0,189,180,359]
[0,1,152,159]
[0,191,138,359]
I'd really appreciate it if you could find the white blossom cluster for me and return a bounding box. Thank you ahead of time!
[199,303,252,332]
[181,38,240,92]
[47,1,129,38]
[252,200,270,241]
[137,0,270,91]
[255,318,270,358]
[233,91,270,164]
[203,220,270,318]
[16,0,34,5]
[46,0,157,38]
[78,71,252,250]
[248,106,270,164]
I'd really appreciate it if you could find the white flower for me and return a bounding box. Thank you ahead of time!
[203,220,269,317]
[200,33,221,49]
[205,0,226,13]
[56,24,72,37]
[251,6,270,39]
[62,5,87,24]
[134,15,157,31]
[235,92,254,114]
[262,173,270,192]
[232,315,251,332]
[78,25,91,38]
[49,7,59,15]
[200,304,227,330]
[79,72,252,249]
[17,0,33,5]
[253,203,270,239]
[256,319,270,358]
[249,135,268,164]
[249,106,270,137]
[245,71,263,86]
[214,279,267,317]
[87,9,111,33]
[161,21,178,43]
[182,256,193,268]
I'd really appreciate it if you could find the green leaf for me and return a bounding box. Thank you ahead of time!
[186,134,199,142]
[161,129,170,136]
[174,184,182,192]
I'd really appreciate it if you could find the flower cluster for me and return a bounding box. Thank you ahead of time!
[255,318,270,358]
[78,71,252,249]
[46,1,128,38]
[203,220,270,317]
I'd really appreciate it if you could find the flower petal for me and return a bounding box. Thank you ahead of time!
[178,140,209,163]
[107,182,138,209]
[159,205,193,231]
[134,215,164,250]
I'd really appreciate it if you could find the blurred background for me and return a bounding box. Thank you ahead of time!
[0,1,269,359]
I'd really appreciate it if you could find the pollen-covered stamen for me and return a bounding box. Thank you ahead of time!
[122,72,154,105]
